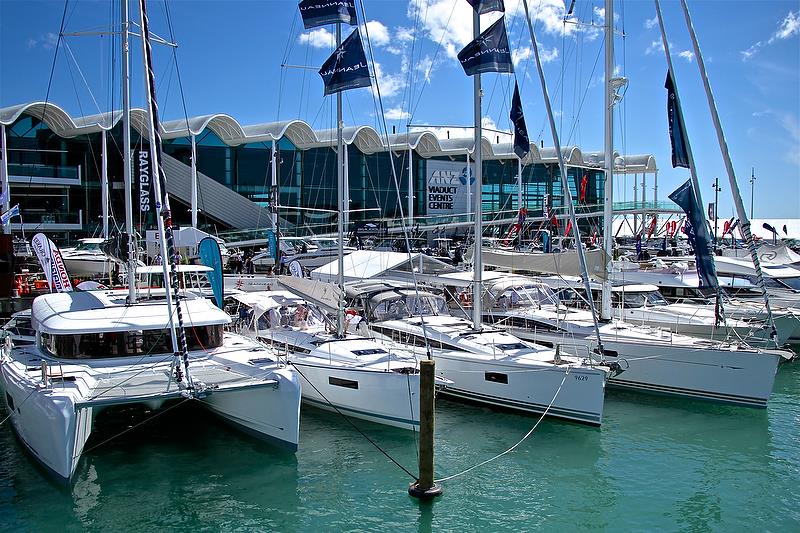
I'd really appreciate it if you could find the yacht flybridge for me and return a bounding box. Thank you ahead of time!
[0,290,301,481]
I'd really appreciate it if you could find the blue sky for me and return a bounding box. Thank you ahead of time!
[1,0,798,218]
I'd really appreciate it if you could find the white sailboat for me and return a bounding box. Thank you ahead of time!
[461,271,789,407]
[228,284,429,430]
[344,277,613,425]
[226,6,425,431]
[0,0,301,481]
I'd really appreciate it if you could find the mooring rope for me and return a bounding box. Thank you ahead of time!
[289,363,417,481]
[434,366,570,483]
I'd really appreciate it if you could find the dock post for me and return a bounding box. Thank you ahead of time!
[408,359,442,499]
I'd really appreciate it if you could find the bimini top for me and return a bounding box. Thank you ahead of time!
[31,290,230,335]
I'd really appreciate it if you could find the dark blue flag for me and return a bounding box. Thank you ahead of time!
[458,17,514,76]
[466,0,505,14]
[668,179,719,289]
[665,71,690,169]
[318,29,372,96]
[298,0,356,29]
[510,82,529,159]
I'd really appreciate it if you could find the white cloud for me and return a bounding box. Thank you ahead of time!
[512,46,532,66]
[645,40,664,55]
[362,20,390,47]
[407,0,576,59]
[741,43,762,61]
[298,27,334,48]
[678,50,694,62]
[644,16,658,29]
[372,60,407,99]
[416,55,434,82]
[27,32,58,50]
[742,10,799,61]
[385,107,411,120]
[769,10,800,42]
[540,46,559,63]
[396,26,415,43]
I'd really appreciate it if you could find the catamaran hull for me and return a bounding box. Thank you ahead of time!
[290,362,420,430]
[199,368,301,451]
[431,352,607,426]
[1,365,92,481]
[511,329,782,408]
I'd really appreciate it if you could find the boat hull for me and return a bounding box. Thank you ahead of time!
[1,364,92,481]
[511,328,781,408]
[290,362,420,430]
[431,351,607,426]
[199,367,301,451]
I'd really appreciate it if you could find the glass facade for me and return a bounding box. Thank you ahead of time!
[2,111,609,242]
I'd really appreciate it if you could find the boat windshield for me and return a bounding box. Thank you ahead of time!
[3,316,34,337]
[75,241,102,252]
[371,294,449,321]
[491,284,559,309]
[40,325,223,359]
[612,291,668,308]
[776,276,800,291]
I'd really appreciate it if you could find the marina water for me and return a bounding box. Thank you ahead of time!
[2,350,798,532]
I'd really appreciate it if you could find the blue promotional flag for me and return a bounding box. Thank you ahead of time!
[0,188,8,206]
[466,0,505,14]
[267,230,277,260]
[298,0,356,29]
[668,180,718,289]
[0,204,20,225]
[665,72,690,169]
[319,29,372,95]
[457,17,514,76]
[198,237,224,309]
[510,81,529,159]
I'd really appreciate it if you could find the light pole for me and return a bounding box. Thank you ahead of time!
[711,177,721,244]
[750,167,756,219]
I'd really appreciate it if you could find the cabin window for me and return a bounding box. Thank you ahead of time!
[329,376,359,389]
[40,325,224,359]
[5,392,14,411]
[4,317,34,337]
[485,372,508,384]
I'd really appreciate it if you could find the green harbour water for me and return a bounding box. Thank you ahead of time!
[2,353,798,532]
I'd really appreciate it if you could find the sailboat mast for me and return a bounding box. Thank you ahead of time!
[654,0,729,324]
[471,9,483,330]
[654,2,703,221]
[138,0,192,383]
[521,0,605,352]
[121,0,136,304]
[600,0,614,321]
[677,0,777,339]
[336,22,346,337]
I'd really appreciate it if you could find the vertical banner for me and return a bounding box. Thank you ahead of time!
[267,230,277,260]
[198,237,223,309]
[31,233,73,292]
[137,149,151,213]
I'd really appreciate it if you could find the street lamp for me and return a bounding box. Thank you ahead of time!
[749,167,756,219]
[711,177,722,245]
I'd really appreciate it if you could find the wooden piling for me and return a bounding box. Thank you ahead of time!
[408,359,442,499]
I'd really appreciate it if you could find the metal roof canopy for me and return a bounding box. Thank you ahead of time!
[1,101,656,169]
